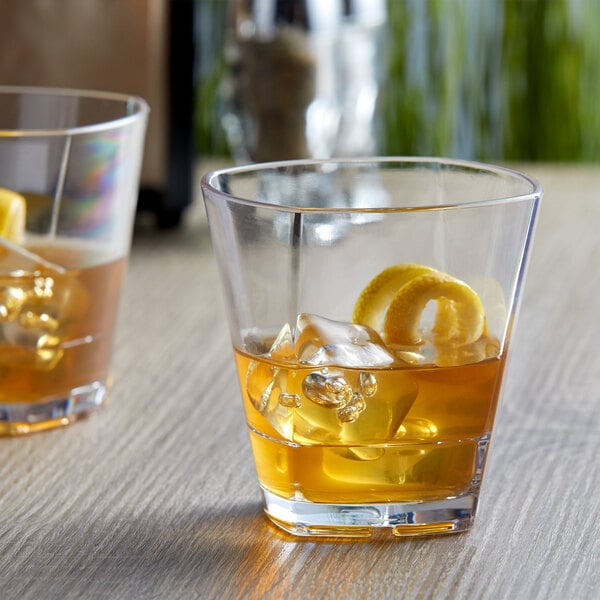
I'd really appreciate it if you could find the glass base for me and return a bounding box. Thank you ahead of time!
[262,488,478,538]
[0,380,108,436]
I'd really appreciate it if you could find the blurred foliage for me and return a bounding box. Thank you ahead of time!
[195,0,600,161]
[194,0,229,156]
[500,0,600,161]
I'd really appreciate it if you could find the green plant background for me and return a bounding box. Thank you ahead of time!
[195,0,600,162]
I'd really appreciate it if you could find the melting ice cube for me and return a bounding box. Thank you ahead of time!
[295,313,396,367]
[0,239,87,369]
[244,314,419,445]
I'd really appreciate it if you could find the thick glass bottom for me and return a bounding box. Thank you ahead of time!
[262,488,477,538]
[0,379,109,435]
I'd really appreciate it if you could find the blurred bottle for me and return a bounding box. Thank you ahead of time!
[220,0,386,163]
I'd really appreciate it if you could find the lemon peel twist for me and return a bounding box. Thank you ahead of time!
[352,263,437,330]
[353,263,486,347]
[0,187,26,243]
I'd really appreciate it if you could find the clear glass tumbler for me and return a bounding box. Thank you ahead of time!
[201,158,541,538]
[0,86,148,435]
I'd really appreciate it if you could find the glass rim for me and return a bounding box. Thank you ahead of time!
[201,156,543,213]
[0,85,149,137]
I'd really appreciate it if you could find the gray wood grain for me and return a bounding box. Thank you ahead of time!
[0,164,598,600]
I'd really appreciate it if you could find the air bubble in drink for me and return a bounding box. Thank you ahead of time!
[358,372,377,397]
[279,393,301,408]
[337,404,360,423]
[302,371,352,407]
[348,391,367,413]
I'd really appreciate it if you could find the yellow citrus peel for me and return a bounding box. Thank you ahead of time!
[353,263,485,347]
[0,187,26,243]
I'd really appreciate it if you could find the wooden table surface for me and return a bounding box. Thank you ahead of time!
[1,163,599,600]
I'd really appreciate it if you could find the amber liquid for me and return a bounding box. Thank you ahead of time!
[235,347,505,504]
[0,242,126,407]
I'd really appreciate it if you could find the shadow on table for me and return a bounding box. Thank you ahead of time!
[0,502,476,600]
[2,502,261,599]
[2,500,465,600]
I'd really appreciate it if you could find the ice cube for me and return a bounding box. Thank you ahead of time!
[244,316,418,445]
[268,322,296,362]
[0,244,88,370]
[246,359,306,440]
[292,365,418,445]
[295,313,396,367]
[246,361,278,413]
